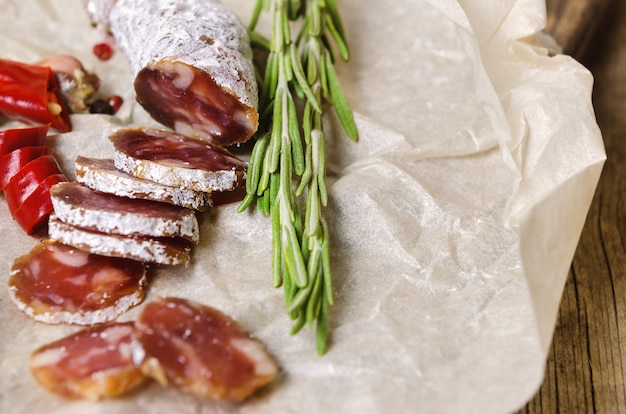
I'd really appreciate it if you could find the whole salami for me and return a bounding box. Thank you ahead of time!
[86,0,258,147]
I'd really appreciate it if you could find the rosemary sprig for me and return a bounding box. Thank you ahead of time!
[239,0,357,355]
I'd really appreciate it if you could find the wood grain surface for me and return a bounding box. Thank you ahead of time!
[545,0,612,59]
[519,0,626,412]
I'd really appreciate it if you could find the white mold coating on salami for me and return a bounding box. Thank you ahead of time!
[48,216,192,266]
[110,0,255,104]
[83,0,118,32]
[110,127,246,193]
[50,181,199,243]
[75,157,212,211]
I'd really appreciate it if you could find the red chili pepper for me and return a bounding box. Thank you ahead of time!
[0,124,50,156]
[4,154,65,213]
[12,174,68,235]
[0,145,54,190]
[0,59,71,132]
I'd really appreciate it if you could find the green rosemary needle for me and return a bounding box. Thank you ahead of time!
[239,0,357,355]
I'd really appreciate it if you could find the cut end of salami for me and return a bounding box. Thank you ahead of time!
[8,240,146,325]
[109,127,247,193]
[132,297,278,401]
[136,60,258,146]
[30,322,148,400]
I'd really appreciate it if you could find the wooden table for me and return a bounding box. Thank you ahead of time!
[519,0,626,412]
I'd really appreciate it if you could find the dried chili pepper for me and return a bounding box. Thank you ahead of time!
[0,58,72,132]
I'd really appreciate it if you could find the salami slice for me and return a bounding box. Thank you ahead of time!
[110,127,247,193]
[48,215,193,266]
[29,322,147,400]
[50,181,199,243]
[75,156,212,211]
[8,240,146,325]
[132,297,278,401]
[86,0,258,146]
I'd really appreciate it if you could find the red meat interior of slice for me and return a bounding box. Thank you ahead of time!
[51,181,193,220]
[134,297,277,400]
[9,240,145,316]
[109,127,247,172]
[134,61,257,147]
[31,322,138,380]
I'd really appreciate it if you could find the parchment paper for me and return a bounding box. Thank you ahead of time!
[0,0,605,413]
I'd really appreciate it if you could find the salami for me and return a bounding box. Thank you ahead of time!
[75,156,212,211]
[50,181,200,243]
[110,127,247,193]
[8,240,146,325]
[48,215,193,266]
[132,297,278,401]
[86,0,258,146]
[29,322,147,400]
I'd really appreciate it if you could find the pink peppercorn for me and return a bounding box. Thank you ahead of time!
[93,43,113,61]
[108,95,123,113]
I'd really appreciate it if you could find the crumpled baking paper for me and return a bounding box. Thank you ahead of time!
[0,0,605,413]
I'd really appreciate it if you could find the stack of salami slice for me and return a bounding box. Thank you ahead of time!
[7,0,280,403]
[10,0,258,324]
[49,0,260,267]
[47,127,247,266]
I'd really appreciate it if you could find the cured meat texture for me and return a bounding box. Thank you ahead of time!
[110,127,247,193]
[50,181,200,243]
[29,322,147,400]
[132,297,278,401]
[8,240,146,325]
[75,156,212,211]
[48,215,193,266]
[87,0,258,146]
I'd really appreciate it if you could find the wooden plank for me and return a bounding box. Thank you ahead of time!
[520,0,626,412]
[545,0,612,58]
